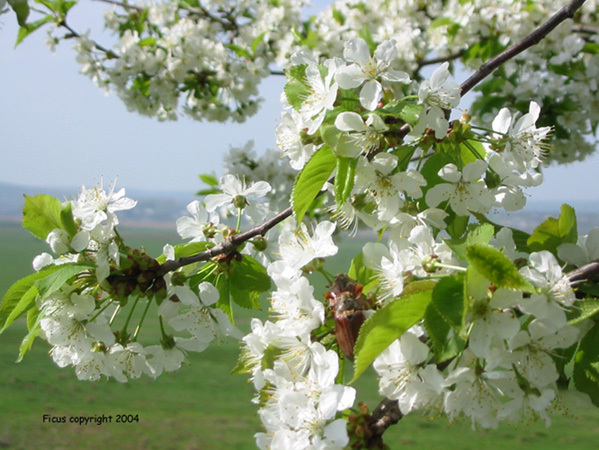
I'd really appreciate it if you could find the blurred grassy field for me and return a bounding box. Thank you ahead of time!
[2,222,599,449]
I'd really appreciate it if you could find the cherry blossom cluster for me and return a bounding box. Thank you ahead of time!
[276,39,549,234]
[65,0,308,121]
[237,221,357,448]
[368,226,589,429]
[31,181,246,381]
[307,0,599,164]
[6,1,599,446]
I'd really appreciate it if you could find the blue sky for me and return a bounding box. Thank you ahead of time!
[1,3,598,206]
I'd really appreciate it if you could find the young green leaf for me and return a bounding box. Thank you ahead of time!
[60,202,79,237]
[573,324,599,406]
[471,212,530,253]
[351,289,433,382]
[568,298,599,325]
[431,275,465,330]
[0,266,61,331]
[292,145,336,223]
[348,252,375,288]
[284,64,309,111]
[228,256,271,310]
[22,194,63,240]
[527,204,578,254]
[445,223,495,261]
[466,243,534,292]
[17,308,42,362]
[8,0,29,27]
[15,15,54,47]
[35,263,92,299]
[199,173,219,187]
[379,101,422,126]
[334,157,358,207]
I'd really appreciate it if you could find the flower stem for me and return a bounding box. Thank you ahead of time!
[236,208,243,232]
[133,298,153,340]
[109,303,121,326]
[89,298,115,323]
[433,262,467,272]
[121,296,140,338]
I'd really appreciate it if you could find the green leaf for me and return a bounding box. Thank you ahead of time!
[471,212,530,253]
[17,308,42,362]
[156,241,214,264]
[568,298,599,325]
[331,7,345,25]
[460,140,486,166]
[15,15,54,47]
[211,256,270,317]
[466,243,534,292]
[431,275,465,330]
[0,266,60,331]
[419,152,454,205]
[59,0,77,15]
[357,25,376,53]
[573,324,599,406]
[352,289,433,382]
[22,194,64,240]
[199,173,219,186]
[35,263,92,299]
[424,303,465,363]
[8,0,29,27]
[292,145,336,223]
[226,43,251,59]
[445,223,495,261]
[424,276,466,362]
[2,286,38,332]
[251,31,267,55]
[196,188,220,196]
[379,102,422,126]
[334,157,357,207]
[527,204,578,255]
[60,202,78,237]
[348,252,375,288]
[138,37,157,47]
[430,16,454,28]
[284,64,310,111]
[228,256,270,310]
[446,214,469,240]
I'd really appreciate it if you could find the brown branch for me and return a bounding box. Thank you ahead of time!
[368,398,403,441]
[416,50,465,70]
[158,206,293,276]
[92,0,144,12]
[461,0,587,96]
[567,261,599,283]
[572,24,599,34]
[395,0,586,142]
[59,21,118,58]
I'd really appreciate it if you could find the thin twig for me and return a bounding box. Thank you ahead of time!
[158,206,293,275]
[572,24,599,34]
[567,261,599,283]
[92,0,144,12]
[161,1,589,280]
[59,20,117,57]
[461,0,587,96]
[416,50,465,70]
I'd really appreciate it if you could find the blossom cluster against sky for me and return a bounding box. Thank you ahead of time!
[1,2,598,205]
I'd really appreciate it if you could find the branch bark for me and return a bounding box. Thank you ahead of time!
[158,206,293,276]
[460,0,587,96]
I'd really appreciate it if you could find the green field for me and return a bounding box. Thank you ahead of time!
[2,222,599,449]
